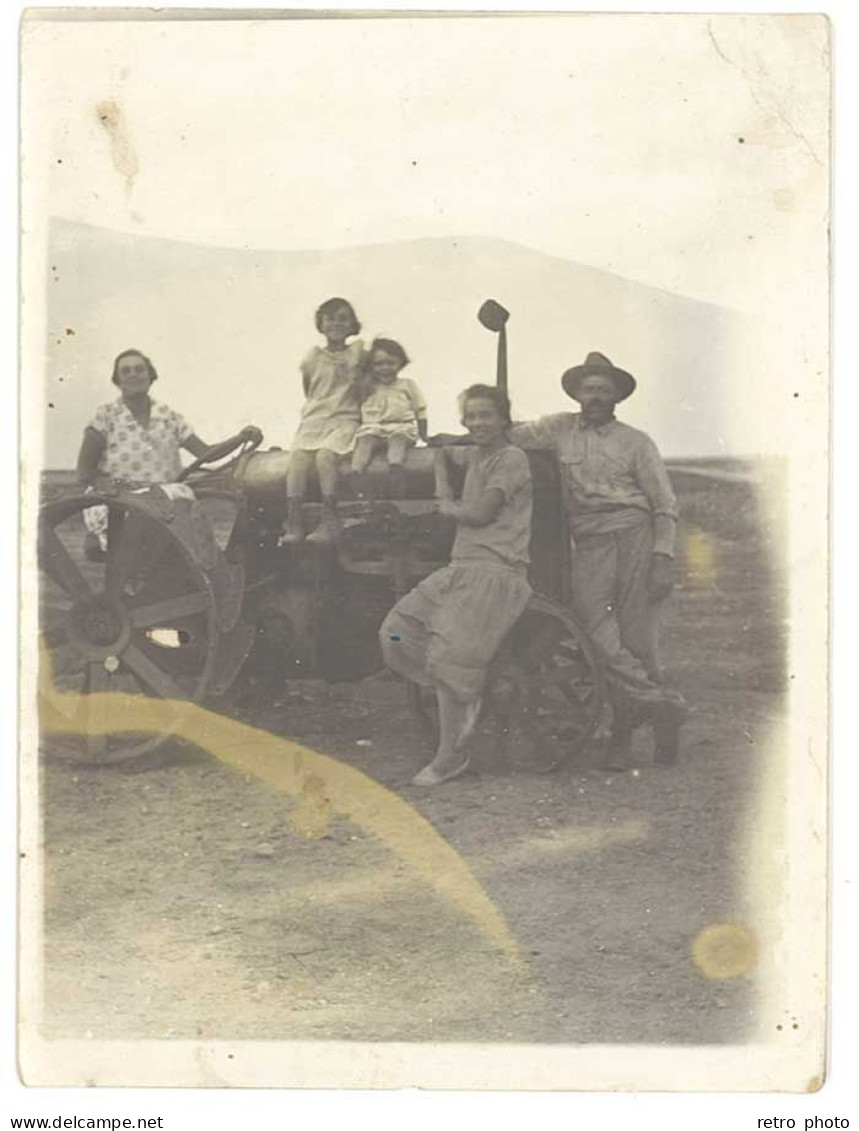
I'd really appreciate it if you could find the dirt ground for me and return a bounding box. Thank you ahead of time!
[37,468,787,1046]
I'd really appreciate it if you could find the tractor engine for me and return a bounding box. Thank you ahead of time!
[229,447,455,686]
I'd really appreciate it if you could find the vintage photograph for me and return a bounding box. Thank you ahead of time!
[19,11,829,1089]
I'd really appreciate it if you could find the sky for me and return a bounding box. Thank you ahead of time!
[40,222,747,463]
[23,13,828,310]
[20,12,829,464]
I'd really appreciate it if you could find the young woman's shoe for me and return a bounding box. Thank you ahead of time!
[412,755,471,787]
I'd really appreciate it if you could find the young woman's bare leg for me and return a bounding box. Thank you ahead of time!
[412,684,476,785]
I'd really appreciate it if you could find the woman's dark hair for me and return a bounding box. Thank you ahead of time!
[368,337,410,369]
[314,297,361,337]
[458,383,512,424]
[111,349,158,387]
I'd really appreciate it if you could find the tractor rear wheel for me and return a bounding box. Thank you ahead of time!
[38,490,223,765]
[486,593,605,772]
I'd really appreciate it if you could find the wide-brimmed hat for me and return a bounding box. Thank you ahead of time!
[561,352,636,402]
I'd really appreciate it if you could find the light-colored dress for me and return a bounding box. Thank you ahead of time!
[380,444,533,702]
[83,398,195,548]
[89,398,194,481]
[291,341,364,455]
[356,376,427,445]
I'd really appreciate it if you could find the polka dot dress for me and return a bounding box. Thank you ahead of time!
[89,398,194,484]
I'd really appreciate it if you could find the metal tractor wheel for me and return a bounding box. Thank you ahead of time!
[38,490,226,765]
[486,593,605,772]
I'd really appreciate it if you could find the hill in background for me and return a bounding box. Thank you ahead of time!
[42,219,747,465]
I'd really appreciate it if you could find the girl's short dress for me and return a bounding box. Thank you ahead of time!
[355,377,427,444]
[291,341,364,455]
[380,444,533,702]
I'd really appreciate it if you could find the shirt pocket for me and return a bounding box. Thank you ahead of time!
[557,454,589,497]
[556,431,584,464]
[557,446,585,485]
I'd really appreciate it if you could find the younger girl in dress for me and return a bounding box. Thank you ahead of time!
[281,297,364,545]
[351,338,428,496]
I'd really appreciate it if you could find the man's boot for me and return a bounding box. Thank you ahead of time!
[306,496,342,545]
[279,498,305,545]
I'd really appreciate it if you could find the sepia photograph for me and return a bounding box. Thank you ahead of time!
[18,9,829,1091]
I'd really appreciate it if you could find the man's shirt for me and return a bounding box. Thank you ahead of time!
[508,413,677,556]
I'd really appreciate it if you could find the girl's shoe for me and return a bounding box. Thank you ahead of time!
[306,498,342,545]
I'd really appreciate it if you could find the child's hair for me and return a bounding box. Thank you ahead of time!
[314,297,361,336]
[111,349,158,387]
[459,383,512,424]
[367,337,410,370]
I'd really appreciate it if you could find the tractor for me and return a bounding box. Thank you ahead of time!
[38,301,605,769]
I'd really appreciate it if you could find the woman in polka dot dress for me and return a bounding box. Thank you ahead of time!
[77,348,260,559]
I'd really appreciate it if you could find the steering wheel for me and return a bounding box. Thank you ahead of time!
[178,430,263,483]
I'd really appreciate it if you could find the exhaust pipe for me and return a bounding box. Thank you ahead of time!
[477,300,510,397]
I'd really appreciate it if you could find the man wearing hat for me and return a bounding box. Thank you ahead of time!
[508,352,686,769]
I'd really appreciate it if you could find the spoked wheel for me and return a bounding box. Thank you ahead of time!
[486,593,605,772]
[38,491,221,765]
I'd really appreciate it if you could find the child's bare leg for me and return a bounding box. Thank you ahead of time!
[386,435,409,496]
[286,450,313,498]
[281,450,313,543]
[305,448,343,544]
[315,448,340,497]
[387,435,409,466]
[351,436,377,474]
